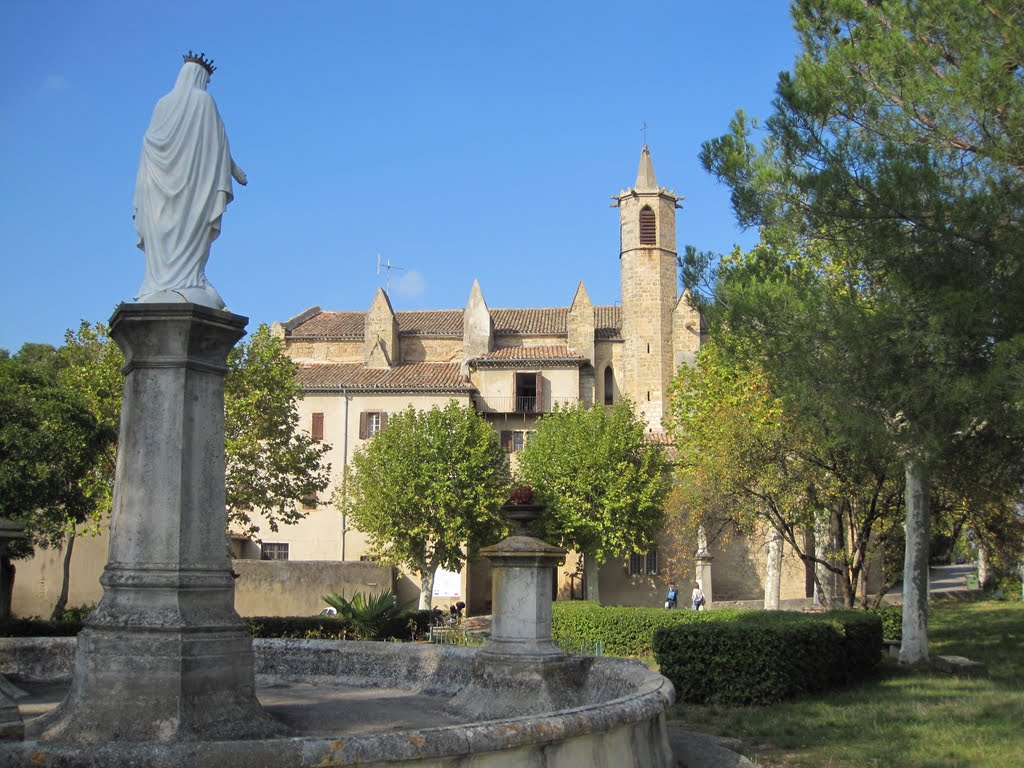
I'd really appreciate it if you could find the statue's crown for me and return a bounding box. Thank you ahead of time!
[182,50,216,76]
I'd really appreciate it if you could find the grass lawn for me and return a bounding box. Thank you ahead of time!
[669,598,1024,768]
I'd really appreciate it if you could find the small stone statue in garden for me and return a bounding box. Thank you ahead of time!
[133,51,247,309]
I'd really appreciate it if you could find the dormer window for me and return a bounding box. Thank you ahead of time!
[639,206,656,245]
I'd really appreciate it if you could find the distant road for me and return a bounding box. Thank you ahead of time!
[890,563,977,598]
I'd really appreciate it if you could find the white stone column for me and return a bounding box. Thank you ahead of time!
[764,529,784,610]
[33,304,281,743]
[694,527,713,605]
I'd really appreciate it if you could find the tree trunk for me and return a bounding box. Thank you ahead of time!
[976,539,990,588]
[899,457,930,664]
[0,556,14,619]
[583,552,601,603]
[50,530,76,621]
[813,513,834,607]
[418,564,437,610]
[764,529,783,610]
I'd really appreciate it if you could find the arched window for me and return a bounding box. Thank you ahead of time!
[604,365,615,405]
[639,206,656,245]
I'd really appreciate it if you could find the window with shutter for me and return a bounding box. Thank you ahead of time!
[639,206,656,245]
[500,430,514,453]
[360,411,386,438]
[311,412,324,441]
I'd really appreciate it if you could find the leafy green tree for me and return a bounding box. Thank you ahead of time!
[338,401,512,609]
[48,322,126,618]
[666,337,905,607]
[0,349,114,618]
[691,0,1024,663]
[225,324,332,535]
[517,400,670,604]
[2,322,331,618]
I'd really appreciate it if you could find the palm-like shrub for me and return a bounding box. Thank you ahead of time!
[321,589,412,640]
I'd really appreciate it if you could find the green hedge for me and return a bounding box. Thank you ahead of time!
[0,618,83,637]
[552,600,713,657]
[652,609,882,705]
[246,616,354,639]
[247,610,433,641]
[868,605,902,641]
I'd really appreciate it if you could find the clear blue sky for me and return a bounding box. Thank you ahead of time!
[0,1,799,353]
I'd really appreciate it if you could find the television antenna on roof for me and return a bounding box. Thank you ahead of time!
[376,253,406,293]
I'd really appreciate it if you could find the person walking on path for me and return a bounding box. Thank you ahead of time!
[691,581,706,610]
[665,583,679,609]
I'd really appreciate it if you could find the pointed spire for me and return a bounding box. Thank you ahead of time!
[462,279,493,372]
[635,144,658,191]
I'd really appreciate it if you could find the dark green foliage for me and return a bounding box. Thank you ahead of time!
[0,617,83,637]
[653,610,882,705]
[246,616,355,640]
[321,589,413,640]
[867,605,903,641]
[551,600,713,657]
[381,609,434,641]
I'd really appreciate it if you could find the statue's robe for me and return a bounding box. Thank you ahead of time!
[133,61,235,309]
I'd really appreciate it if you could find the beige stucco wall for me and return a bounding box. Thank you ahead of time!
[706,526,811,602]
[232,559,394,617]
[10,531,108,619]
[471,367,580,412]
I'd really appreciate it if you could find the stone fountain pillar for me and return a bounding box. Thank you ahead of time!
[449,502,588,719]
[31,304,282,743]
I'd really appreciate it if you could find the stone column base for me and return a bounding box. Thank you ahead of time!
[448,653,591,720]
[30,623,282,743]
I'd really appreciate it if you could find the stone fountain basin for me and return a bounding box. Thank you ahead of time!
[0,637,676,767]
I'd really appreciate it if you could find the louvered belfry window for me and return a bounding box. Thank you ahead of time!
[639,206,656,245]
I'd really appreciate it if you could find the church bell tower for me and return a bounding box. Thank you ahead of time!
[613,145,682,431]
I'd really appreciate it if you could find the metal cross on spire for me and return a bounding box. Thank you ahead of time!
[641,121,649,145]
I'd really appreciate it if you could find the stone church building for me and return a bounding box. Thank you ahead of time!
[251,145,813,613]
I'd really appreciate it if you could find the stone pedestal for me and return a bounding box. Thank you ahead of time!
[695,553,714,605]
[450,531,589,719]
[32,304,282,743]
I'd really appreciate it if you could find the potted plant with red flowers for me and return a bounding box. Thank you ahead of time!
[502,483,544,531]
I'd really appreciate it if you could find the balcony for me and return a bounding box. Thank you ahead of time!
[473,394,578,414]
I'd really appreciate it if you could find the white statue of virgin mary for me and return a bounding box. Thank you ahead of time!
[133,52,246,309]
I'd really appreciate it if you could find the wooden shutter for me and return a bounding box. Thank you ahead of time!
[639,206,656,245]
[359,412,368,439]
[311,412,324,441]
[500,430,513,453]
[379,412,388,431]
[535,372,544,412]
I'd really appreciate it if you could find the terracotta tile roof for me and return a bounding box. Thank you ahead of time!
[287,305,623,340]
[475,345,586,363]
[395,310,463,335]
[287,309,464,338]
[595,305,621,339]
[296,362,473,392]
[289,311,364,339]
[491,308,567,335]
